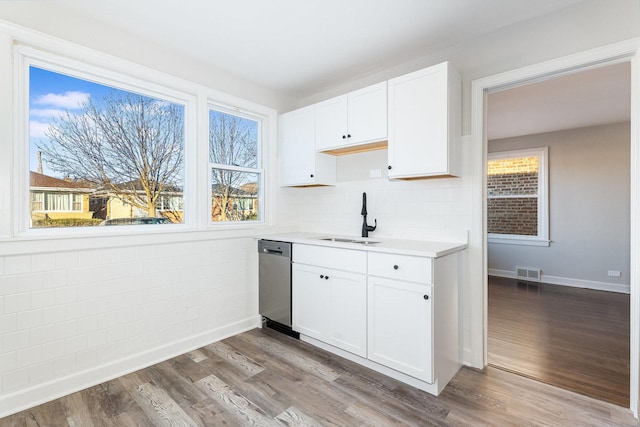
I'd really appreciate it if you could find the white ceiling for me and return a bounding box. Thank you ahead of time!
[487,62,631,140]
[46,0,629,139]
[55,0,585,98]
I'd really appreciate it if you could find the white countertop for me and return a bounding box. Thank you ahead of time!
[256,232,467,258]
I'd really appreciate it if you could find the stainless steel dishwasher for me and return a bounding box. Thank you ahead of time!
[258,240,299,338]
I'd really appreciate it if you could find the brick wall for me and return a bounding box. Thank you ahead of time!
[487,156,539,235]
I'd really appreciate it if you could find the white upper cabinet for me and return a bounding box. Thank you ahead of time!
[315,82,387,152]
[387,62,461,179]
[280,105,336,187]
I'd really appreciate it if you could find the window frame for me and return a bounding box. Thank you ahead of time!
[207,103,265,227]
[487,147,550,247]
[16,45,198,235]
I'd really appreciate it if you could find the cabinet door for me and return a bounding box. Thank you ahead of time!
[293,263,367,357]
[348,81,387,145]
[387,63,448,179]
[315,95,348,151]
[281,106,336,186]
[368,276,433,383]
[292,263,329,340]
[327,269,367,357]
[281,106,317,186]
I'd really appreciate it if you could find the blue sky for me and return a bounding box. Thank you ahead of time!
[29,66,116,176]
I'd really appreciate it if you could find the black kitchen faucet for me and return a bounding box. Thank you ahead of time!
[361,192,377,238]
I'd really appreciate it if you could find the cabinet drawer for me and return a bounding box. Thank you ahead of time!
[293,244,367,274]
[368,252,432,284]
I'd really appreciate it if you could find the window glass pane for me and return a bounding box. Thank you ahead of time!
[208,107,261,224]
[487,154,540,237]
[487,156,538,197]
[487,197,538,235]
[209,110,258,168]
[211,170,259,222]
[29,66,185,228]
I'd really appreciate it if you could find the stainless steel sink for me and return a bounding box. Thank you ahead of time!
[320,237,380,245]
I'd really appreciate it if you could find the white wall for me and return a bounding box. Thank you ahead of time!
[0,13,280,416]
[278,148,471,242]
[488,123,631,293]
[0,3,296,112]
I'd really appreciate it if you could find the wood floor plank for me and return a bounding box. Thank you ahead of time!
[131,381,199,427]
[3,327,638,427]
[204,341,265,377]
[488,276,630,406]
[195,374,277,426]
[275,406,325,427]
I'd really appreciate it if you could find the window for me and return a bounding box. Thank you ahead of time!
[28,64,186,228]
[208,107,262,223]
[487,147,549,246]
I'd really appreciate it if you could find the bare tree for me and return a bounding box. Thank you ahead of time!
[209,111,257,221]
[39,92,184,217]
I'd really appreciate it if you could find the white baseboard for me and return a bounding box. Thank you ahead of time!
[0,315,262,418]
[488,268,630,294]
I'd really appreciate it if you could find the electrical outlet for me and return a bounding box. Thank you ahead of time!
[608,270,621,277]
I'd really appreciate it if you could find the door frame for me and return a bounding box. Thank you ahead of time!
[469,38,640,416]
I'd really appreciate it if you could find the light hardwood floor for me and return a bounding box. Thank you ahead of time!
[488,276,630,407]
[3,326,638,426]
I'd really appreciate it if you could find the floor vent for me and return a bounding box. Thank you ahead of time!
[516,267,541,282]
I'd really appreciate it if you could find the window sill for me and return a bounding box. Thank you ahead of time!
[488,236,550,247]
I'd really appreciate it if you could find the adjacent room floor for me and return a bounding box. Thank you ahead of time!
[4,327,638,426]
[488,275,630,407]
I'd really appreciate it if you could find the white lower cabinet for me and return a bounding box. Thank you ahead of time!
[367,276,433,383]
[292,246,367,357]
[292,243,461,395]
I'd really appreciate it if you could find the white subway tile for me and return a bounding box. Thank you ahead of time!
[5,256,31,276]
[29,324,54,346]
[0,351,16,373]
[42,305,66,324]
[16,345,42,369]
[55,286,78,305]
[30,289,56,309]
[76,348,96,369]
[0,275,18,296]
[65,335,88,355]
[41,340,66,360]
[16,309,43,330]
[29,360,54,384]
[55,252,79,270]
[76,315,98,335]
[3,330,30,352]
[4,293,30,314]
[2,366,29,392]
[43,270,68,289]
[53,320,77,341]
[17,272,44,293]
[87,330,106,349]
[0,313,17,334]
[30,254,56,273]
[77,282,98,301]
[53,354,76,376]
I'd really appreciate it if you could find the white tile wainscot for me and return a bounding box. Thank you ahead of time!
[266,232,466,396]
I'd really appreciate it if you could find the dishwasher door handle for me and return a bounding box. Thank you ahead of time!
[263,247,284,255]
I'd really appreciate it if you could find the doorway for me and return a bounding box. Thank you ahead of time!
[469,40,640,416]
[484,63,631,405]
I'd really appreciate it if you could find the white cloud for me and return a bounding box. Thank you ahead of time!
[30,108,67,120]
[30,120,50,139]
[33,91,90,109]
